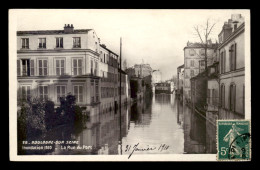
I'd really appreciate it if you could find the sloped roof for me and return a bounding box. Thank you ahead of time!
[17,29,92,36]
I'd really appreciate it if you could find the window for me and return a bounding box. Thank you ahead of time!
[21,38,29,49]
[190,70,194,77]
[55,59,65,76]
[234,24,237,30]
[221,51,226,73]
[200,61,205,66]
[103,54,106,63]
[229,84,236,112]
[21,85,31,101]
[220,84,225,108]
[95,81,99,102]
[38,59,48,76]
[200,49,205,56]
[207,89,211,104]
[72,58,82,75]
[189,49,195,56]
[73,37,81,48]
[230,44,237,71]
[17,59,34,76]
[39,85,48,101]
[91,80,94,102]
[191,60,194,67]
[91,60,94,75]
[95,61,98,76]
[56,85,66,102]
[73,85,83,103]
[56,37,63,48]
[38,38,46,48]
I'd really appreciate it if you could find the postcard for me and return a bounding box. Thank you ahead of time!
[9,9,251,161]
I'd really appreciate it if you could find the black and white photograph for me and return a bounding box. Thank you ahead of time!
[9,9,251,161]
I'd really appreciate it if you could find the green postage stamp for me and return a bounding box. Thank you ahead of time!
[217,120,251,161]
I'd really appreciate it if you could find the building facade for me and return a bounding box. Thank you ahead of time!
[152,70,162,84]
[17,24,129,119]
[218,14,245,119]
[17,24,101,117]
[183,41,217,102]
[130,64,153,78]
[99,44,119,113]
[177,64,184,98]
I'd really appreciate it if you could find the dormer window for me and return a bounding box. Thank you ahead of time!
[73,37,81,48]
[56,37,63,48]
[21,38,29,49]
[234,24,237,30]
[38,38,46,49]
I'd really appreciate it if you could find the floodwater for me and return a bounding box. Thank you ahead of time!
[20,93,217,155]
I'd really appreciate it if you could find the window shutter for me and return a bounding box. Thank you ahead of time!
[224,51,226,73]
[17,60,20,76]
[44,60,48,75]
[27,38,29,48]
[30,60,34,76]
[61,38,63,48]
[229,47,233,71]
[234,43,237,70]
[56,38,59,47]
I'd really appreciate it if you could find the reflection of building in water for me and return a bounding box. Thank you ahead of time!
[205,118,217,153]
[176,97,184,126]
[74,104,128,155]
[130,98,152,126]
[183,105,206,153]
[182,99,217,154]
[155,94,171,104]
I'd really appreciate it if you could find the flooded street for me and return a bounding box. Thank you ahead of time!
[23,93,217,155]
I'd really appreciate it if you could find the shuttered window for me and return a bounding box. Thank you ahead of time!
[73,85,83,103]
[38,59,48,76]
[56,85,66,102]
[72,59,82,75]
[39,85,48,101]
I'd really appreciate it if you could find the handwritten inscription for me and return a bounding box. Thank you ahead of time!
[125,143,170,159]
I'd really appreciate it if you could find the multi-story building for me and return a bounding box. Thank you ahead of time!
[152,70,162,84]
[218,14,245,119]
[127,64,153,78]
[118,69,131,106]
[177,64,184,98]
[17,24,101,116]
[183,41,217,102]
[205,48,219,125]
[99,44,119,113]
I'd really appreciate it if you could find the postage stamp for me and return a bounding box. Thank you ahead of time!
[217,120,251,161]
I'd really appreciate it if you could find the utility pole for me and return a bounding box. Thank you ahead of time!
[119,37,122,155]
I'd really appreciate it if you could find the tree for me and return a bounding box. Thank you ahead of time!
[193,19,217,74]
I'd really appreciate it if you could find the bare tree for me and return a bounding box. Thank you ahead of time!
[193,19,216,75]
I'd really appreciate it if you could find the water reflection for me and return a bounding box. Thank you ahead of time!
[181,102,216,154]
[20,94,217,155]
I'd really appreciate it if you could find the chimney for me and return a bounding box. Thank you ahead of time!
[221,21,232,42]
[64,24,74,33]
[231,14,241,22]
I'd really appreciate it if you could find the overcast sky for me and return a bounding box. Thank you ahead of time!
[14,9,249,80]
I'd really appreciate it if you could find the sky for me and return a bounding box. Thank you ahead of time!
[13,9,249,81]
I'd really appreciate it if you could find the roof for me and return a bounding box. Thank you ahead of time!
[218,22,245,49]
[118,69,127,74]
[17,29,92,36]
[184,42,218,50]
[100,44,119,56]
[177,64,184,69]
